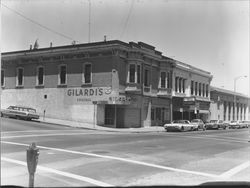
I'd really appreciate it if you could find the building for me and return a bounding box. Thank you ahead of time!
[172,61,212,122]
[210,86,250,121]
[1,40,176,128]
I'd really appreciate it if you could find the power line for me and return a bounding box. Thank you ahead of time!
[1,3,80,43]
[119,0,135,40]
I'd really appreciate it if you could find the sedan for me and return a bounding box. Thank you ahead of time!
[164,120,194,132]
[1,105,39,121]
[190,119,206,131]
[205,120,227,130]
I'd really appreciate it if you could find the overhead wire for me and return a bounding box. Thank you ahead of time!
[1,3,80,43]
[119,0,135,40]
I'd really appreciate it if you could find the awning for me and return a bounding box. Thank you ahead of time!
[198,110,210,114]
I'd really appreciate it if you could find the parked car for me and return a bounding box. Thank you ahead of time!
[1,105,39,121]
[241,120,250,128]
[205,120,227,130]
[190,119,206,131]
[164,120,194,132]
[228,120,240,129]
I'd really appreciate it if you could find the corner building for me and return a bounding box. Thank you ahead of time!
[1,40,176,128]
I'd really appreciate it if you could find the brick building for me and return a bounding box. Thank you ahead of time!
[1,40,175,128]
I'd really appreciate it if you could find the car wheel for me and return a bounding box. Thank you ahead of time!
[181,126,184,132]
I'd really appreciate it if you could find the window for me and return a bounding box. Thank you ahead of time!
[195,82,198,95]
[179,78,182,93]
[206,84,209,97]
[83,63,92,84]
[191,81,194,95]
[167,72,171,88]
[137,65,141,84]
[199,83,201,96]
[182,79,185,93]
[1,69,4,87]
[156,108,161,120]
[129,64,135,83]
[160,72,166,88]
[37,66,44,85]
[59,65,67,85]
[144,69,150,87]
[16,67,24,86]
[175,77,178,92]
[202,83,205,97]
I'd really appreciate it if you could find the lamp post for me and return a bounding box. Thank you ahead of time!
[233,75,247,120]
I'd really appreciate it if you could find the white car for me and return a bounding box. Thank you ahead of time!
[190,119,206,131]
[164,120,194,132]
[1,105,39,121]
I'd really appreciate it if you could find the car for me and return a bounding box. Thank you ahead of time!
[1,105,39,121]
[228,120,240,129]
[190,119,206,131]
[241,120,250,128]
[164,120,194,132]
[205,120,227,130]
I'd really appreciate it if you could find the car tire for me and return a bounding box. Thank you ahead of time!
[181,126,184,132]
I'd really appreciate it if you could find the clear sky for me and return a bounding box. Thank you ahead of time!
[1,0,249,96]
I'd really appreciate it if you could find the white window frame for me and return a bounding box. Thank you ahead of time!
[1,69,5,87]
[16,67,24,87]
[58,64,67,85]
[159,71,167,88]
[36,66,44,86]
[82,63,92,84]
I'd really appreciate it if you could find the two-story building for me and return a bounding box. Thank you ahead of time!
[1,40,175,128]
[172,61,213,122]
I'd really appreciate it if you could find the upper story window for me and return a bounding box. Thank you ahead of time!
[83,63,92,84]
[16,67,24,86]
[129,64,135,83]
[199,83,201,96]
[206,84,209,97]
[144,69,150,87]
[167,72,171,88]
[160,72,166,88]
[178,77,182,93]
[202,83,205,97]
[195,82,198,95]
[1,69,5,87]
[137,65,141,84]
[182,79,185,93]
[191,81,194,95]
[37,66,44,86]
[58,65,67,85]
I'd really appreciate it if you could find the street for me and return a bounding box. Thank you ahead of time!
[1,117,250,187]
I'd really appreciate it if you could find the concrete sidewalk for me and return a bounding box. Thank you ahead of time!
[38,117,165,133]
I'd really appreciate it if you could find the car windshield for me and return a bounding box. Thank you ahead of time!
[191,119,200,123]
[173,120,189,124]
[210,120,217,123]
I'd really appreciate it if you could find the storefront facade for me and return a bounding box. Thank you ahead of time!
[172,61,212,122]
[210,86,250,121]
[1,40,173,128]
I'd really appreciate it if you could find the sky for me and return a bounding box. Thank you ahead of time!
[1,0,249,96]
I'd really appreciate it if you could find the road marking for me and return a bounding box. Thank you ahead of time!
[1,157,113,187]
[2,129,76,134]
[219,161,250,179]
[1,141,218,178]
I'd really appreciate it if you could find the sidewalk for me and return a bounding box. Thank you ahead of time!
[38,117,165,133]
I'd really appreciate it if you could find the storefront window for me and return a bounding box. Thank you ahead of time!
[151,108,155,120]
[156,108,161,120]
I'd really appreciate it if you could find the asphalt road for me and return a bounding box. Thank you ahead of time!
[1,117,250,187]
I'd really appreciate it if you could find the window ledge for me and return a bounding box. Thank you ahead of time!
[16,85,24,89]
[35,85,45,89]
[81,83,92,87]
[57,84,67,88]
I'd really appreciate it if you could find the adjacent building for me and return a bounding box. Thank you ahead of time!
[210,86,250,121]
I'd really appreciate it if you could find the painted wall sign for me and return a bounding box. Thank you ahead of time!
[108,95,131,105]
[65,87,113,104]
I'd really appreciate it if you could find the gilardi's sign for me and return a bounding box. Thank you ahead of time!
[65,87,113,104]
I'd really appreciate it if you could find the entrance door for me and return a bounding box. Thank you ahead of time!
[105,105,115,126]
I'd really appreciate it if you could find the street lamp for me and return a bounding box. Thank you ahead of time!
[233,75,247,120]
